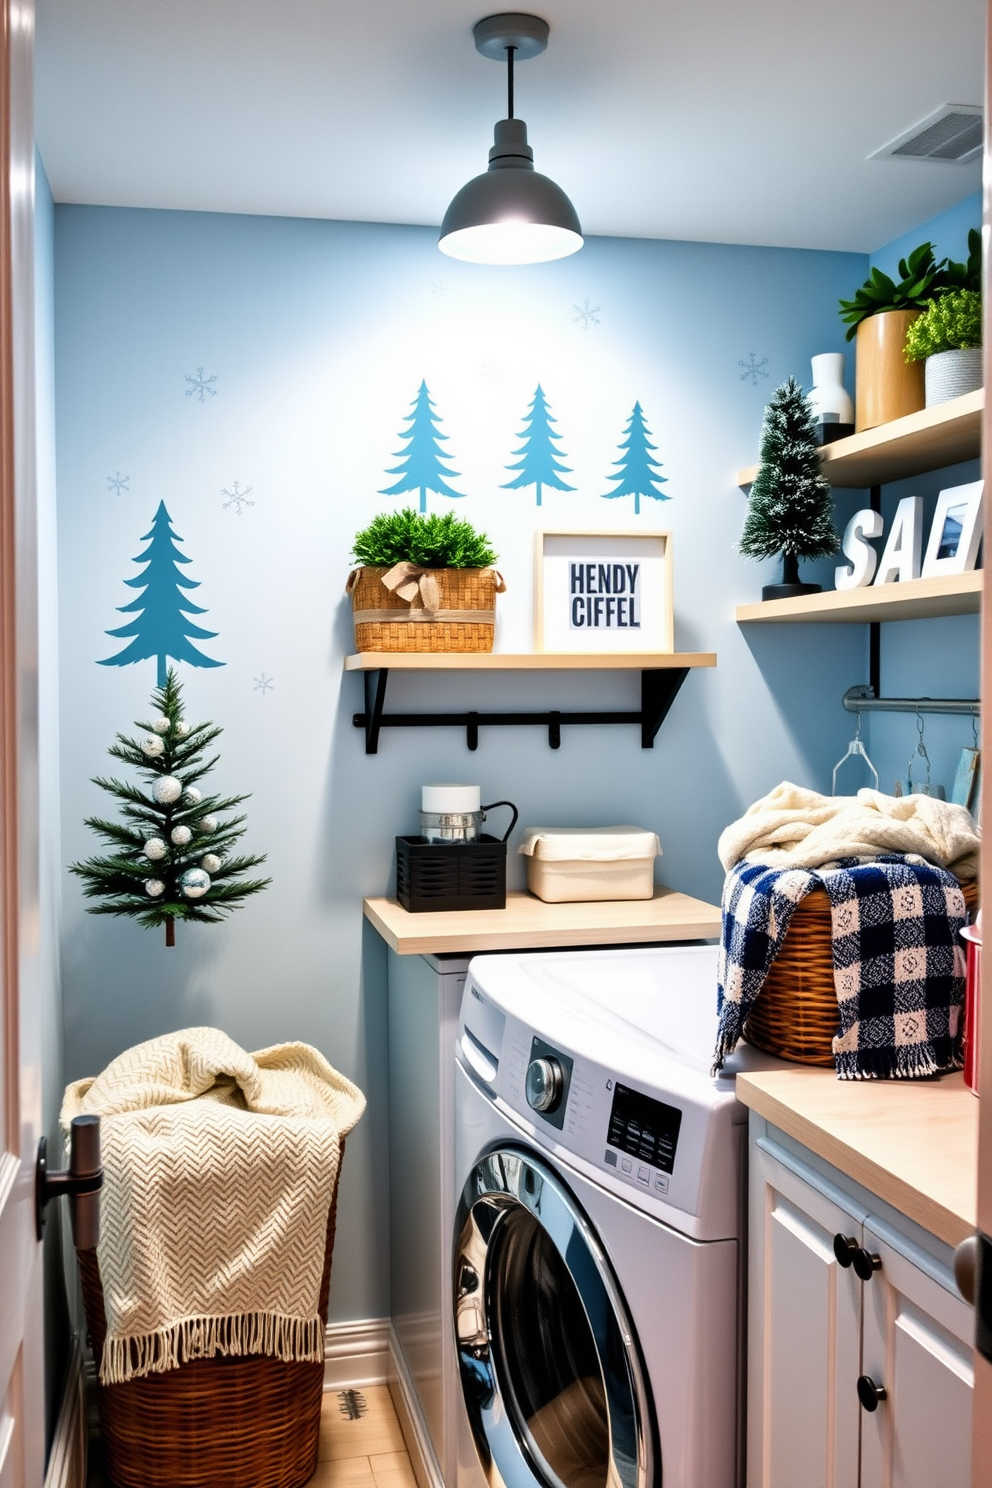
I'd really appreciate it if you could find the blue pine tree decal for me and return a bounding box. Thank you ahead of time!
[99,501,223,688]
[502,384,575,507]
[380,380,465,513]
[602,402,668,515]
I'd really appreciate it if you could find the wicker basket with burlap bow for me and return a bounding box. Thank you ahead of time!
[346,562,506,653]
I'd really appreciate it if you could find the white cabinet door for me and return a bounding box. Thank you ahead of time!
[860,1221,973,1488]
[749,1140,866,1488]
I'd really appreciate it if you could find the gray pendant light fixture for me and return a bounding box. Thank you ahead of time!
[439,13,583,265]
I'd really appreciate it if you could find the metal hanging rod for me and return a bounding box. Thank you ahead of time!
[843,685,980,717]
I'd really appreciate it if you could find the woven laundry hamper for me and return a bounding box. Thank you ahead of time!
[346,565,505,654]
[77,1142,344,1488]
[744,882,979,1066]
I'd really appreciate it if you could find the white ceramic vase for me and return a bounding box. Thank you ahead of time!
[808,353,855,443]
[924,347,983,407]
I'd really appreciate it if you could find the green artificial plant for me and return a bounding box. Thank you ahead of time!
[942,228,983,294]
[838,242,947,341]
[70,670,270,946]
[904,288,982,361]
[740,377,838,592]
[352,508,498,569]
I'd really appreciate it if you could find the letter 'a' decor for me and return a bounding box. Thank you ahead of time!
[534,530,674,653]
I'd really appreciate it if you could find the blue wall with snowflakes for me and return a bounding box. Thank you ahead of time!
[54,202,896,1321]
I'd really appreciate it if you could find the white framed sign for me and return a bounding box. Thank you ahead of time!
[534,530,674,653]
[921,480,984,577]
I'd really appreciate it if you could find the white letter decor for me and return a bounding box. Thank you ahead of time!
[835,508,884,590]
[831,481,983,591]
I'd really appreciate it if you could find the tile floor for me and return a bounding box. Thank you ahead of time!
[86,1382,418,1488]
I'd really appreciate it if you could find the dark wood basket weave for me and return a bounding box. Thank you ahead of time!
[744,882,979,1067]
[78,1141,344,1488]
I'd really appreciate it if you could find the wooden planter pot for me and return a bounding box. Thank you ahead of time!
[855,309,925,432]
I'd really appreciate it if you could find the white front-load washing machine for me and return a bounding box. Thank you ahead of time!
[451,943,763,1488]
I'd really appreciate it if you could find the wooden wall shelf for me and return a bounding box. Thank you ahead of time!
[343,652,716,753]
[736,389,983,491]
[735,571,982,625]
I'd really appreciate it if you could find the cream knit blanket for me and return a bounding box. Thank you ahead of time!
[717,782,980,882]
[61,1027,365,1385]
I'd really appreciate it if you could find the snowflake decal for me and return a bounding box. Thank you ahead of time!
[221,480,254,515]
[739,353,770,386]
[430,280,449,296]
[480,362,504,384]
[185,367,218,402]
[107,471,130,495]
[253,673,274,694]
[573,299,601,330]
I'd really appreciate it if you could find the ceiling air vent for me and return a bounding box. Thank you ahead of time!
[869,104,983,164]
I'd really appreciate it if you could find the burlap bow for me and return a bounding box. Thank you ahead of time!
[380,562,442,613]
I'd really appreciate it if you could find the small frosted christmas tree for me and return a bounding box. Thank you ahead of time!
[740,377,838,599]
[70,670,269,946]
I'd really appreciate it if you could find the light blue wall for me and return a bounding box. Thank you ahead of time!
[54,204,870,1320]
[870,190,981,278]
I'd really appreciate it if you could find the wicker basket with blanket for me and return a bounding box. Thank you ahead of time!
[346,563,505,654]
[63,1029,365,1488]
[713,783,981,1079]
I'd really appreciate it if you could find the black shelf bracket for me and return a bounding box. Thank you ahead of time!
[353,667,692,754]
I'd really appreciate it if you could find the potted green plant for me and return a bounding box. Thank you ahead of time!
[346,508,504,654]
[904,287,982,407]
[838,242,946,432]
[739,377,839,599]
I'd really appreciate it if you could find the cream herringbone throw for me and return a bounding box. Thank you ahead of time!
[61,1027,365,1385]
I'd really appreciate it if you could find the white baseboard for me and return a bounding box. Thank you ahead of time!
[45,1343,86,1488]
[387,1325,444,1488]
[323,1317,391,1389]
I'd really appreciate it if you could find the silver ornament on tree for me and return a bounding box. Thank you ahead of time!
[154,775,183,804]
[151,714,171,735]
[141,736,165,758]
[180,868,211,899]
[171,825,192,846]
[184,786,202,805]
[175,721,191,737]
[144,879,165,897]
[201,853,222,873]
[198,815,218,834]
[143,837,167,861]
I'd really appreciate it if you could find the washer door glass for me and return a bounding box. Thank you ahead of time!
[454,1147,655,1488]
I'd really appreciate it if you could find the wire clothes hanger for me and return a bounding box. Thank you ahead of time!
[832,709,879,795]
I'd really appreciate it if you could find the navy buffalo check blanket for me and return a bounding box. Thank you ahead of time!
[712,857,968,1080]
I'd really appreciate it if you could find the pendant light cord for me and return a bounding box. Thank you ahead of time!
[506,44,516,118]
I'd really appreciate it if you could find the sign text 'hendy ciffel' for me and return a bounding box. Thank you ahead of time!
[569,562,640,629]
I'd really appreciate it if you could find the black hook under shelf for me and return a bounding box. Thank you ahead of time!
[353,666,692,754]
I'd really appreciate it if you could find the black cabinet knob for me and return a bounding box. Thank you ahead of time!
[833,1233,859,1268]
[852,1248,882,1282]
[857,1375,887,1412]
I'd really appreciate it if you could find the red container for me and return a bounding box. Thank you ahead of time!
[961,910,982,1095]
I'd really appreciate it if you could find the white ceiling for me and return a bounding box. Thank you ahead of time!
[35,0,985,253]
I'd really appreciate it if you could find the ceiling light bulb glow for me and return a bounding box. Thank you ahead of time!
[439,219,583,265]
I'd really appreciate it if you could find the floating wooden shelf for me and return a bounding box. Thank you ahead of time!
[344,652,715,671]
[344,652,717,753]
[364,887,722,956]
[736,389,983,490]
[736,571,982,625]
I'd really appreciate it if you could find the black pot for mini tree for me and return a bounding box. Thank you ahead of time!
[762,551,822,601]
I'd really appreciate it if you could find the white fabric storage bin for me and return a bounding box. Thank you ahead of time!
[518,826,661,903]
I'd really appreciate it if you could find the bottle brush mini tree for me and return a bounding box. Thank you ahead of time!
[70,670,270,946]
[739,376,838,600]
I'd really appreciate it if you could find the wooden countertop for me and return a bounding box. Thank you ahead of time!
[363,887,721,956]
[736,1066,978,1247]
